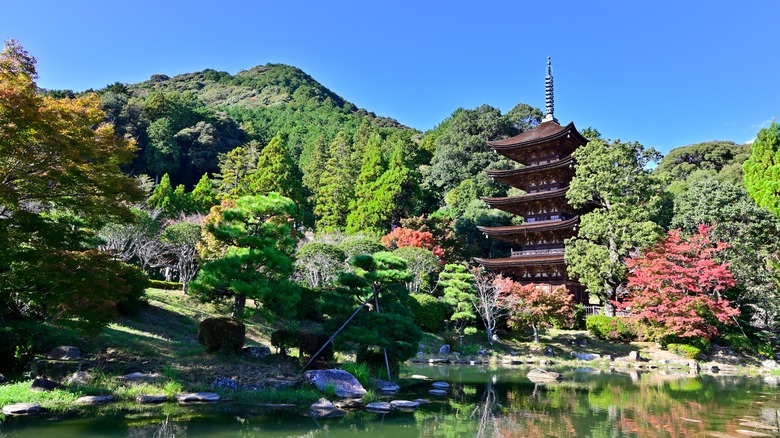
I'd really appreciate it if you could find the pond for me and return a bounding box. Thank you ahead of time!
[2,364,780,437]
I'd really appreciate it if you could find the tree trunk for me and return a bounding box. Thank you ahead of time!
[232,294,246,318]
[532,323,540,344]
[486,323,494,345]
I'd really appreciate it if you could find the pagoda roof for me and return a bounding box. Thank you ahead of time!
[473,254,566,267]
[486,156,574,180]
[477,216,579,235]
[487,121,587,149]
[481,187,568,206]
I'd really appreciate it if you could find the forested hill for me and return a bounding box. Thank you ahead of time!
[79,63,410,188]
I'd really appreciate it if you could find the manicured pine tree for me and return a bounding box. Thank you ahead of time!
[439,264,478,337]
[315,131,354,232]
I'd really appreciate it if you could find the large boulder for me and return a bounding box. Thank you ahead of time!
[46,346,80,360]
[303,369,367,398]
[197,317,245,353]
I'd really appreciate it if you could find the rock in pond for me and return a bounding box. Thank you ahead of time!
[429,389,447,396]
[46,346,80,360]
[763,360,780,370]
[136,394,168,404]
[365,402,392,412]
[75,395,114,405]
[176,392,220,403]
[390,400,419,410]
[628,351,641,362]
[2,403,42,415]
[413,398,432,404]
[303,369,366,398]
[30,378,63,391]
[439,344,450,356]
[431,381,449,389]
[374,379,400,392]
[310,398,334,410]
[527,369,561,383]
[334,398,364,409]
[211,378,238,390]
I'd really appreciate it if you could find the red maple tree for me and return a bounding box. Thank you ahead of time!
[497,277,575,343]
[380,227,445,258]
[619,224,739,340]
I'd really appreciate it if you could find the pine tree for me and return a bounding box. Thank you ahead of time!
[213,140,261,199]
[190,173,217,214]
[315,131,354,232]
[301,136,329,194]
[439,264,477,336]
[147,173,175,213]
[346,129,386,233]
[247,133,304,206]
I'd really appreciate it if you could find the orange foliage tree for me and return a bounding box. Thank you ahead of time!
[496,276,575,343]
[381,227,445,258]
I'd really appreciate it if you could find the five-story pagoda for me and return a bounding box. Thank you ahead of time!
[474,58,589,301]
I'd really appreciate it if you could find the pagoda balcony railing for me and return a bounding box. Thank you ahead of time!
[510,248,565,257]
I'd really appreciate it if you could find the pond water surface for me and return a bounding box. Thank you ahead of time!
[2,364,780,437]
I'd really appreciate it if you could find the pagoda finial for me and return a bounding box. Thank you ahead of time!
[543,56,557,123]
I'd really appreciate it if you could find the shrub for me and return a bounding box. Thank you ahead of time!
[149,280,183,290]
[586,315,635,342]
[116,263,149,316]
[659,334,710,352]
[271,329,333,360]
[408,293,447,332]
[667,343,702,360]
[197,317,245,353]
[722,332,753,353]
[0,322,81,375]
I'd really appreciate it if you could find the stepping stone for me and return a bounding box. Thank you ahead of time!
[365,402,392,412]
[176,392,220,403]
[374,379,400,392]
[136,394,168,404]
[410,375,428,380]
[734,431,771,437]
[429,389,447,396]
[412,398,432,404]
[2,403,42,415]
[390,400,419,409]
[334,398,364,409]
[431,381,449,389]
[75,395,114,405]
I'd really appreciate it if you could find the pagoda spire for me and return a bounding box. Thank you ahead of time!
[543,56,557,123]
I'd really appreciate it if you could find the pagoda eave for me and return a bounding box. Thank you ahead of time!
[487,121,587,149]
[474,255,566,268]
[481,187,569,206]
[486,156,575,180]
[477,216,579,236]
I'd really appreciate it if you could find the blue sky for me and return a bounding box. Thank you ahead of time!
[2,1,777,154]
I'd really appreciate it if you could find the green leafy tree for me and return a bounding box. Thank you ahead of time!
[295,242,347,288]
[439,264,477,336]
[671,178,780,326]
[145,117,180,181]
[315,131,354,232]
[425,105,518,202]
[346,128,386,233]
[392,246,440,294]
[0,39,145,332]
[565,138,663,314]
[743,120,780,217]
[189,194,300,318]
[160,220,202,291]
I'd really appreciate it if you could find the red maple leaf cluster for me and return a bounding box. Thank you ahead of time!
[619,224,739,340]
[381,227,445,258]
